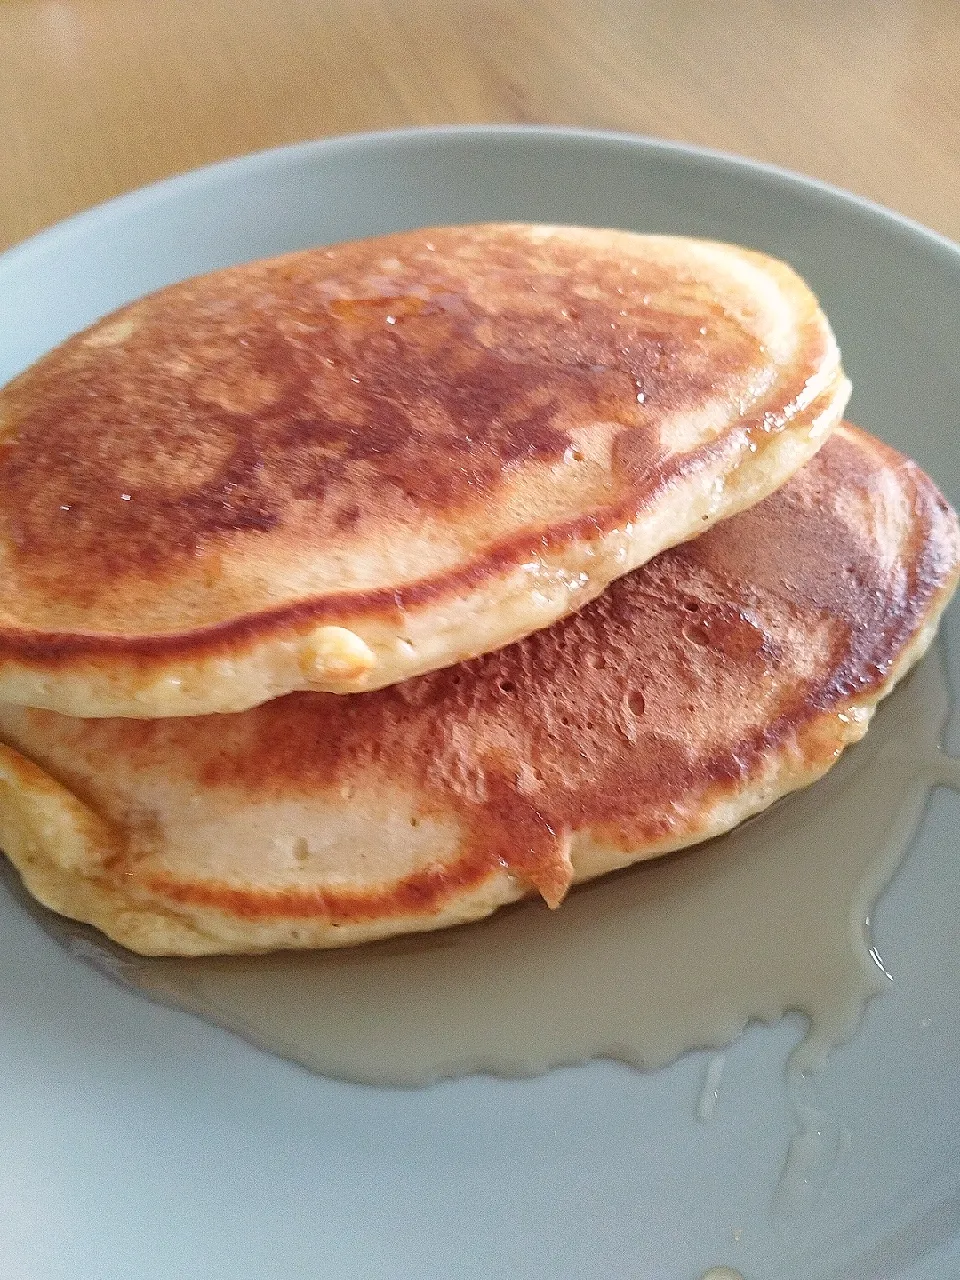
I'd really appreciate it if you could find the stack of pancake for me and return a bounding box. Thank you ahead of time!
[0,223,956,956]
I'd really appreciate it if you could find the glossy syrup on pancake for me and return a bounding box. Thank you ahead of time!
[0,224,849,716]
[7,646,958,1084]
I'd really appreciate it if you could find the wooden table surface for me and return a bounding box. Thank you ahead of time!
[2,0,959,252]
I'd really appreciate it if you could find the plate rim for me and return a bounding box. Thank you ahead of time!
[2,123,958,273]
[1,119,959,1280]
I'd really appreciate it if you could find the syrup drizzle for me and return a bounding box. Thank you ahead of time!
[7,650,958,1089]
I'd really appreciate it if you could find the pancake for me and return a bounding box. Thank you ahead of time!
[0,223,848,717]
[0,424,955,956]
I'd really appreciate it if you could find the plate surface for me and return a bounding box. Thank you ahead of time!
[1,126,959,1280]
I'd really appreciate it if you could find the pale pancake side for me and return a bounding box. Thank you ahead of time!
[0,425,954,956]
[0,224,847,716]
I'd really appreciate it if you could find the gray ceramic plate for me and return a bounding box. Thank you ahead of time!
[1,127,958,1280]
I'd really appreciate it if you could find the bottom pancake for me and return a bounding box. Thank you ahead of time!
[0,424,957,956]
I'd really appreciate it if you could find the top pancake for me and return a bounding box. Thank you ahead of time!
[0,425,955,956]
[0,223,849,717]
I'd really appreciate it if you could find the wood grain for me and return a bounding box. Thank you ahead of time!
[1,0,958,250]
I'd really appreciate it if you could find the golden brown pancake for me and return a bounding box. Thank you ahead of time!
[0,425,954,956]
[0,223,848,717]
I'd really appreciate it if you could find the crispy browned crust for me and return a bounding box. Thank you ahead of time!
[3,425,956,946]
[0,224,836,673]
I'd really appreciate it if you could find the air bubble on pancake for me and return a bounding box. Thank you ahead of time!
[625,690,646,717]
[515,763,543,794]
[299,626,375,684]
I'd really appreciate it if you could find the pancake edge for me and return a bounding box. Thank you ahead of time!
[0,365,849,718]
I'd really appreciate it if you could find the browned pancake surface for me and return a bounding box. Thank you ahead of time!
[0,224,848,716]
[0,425,955,955]
[4,230,754,612]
